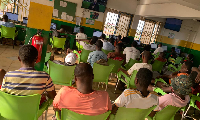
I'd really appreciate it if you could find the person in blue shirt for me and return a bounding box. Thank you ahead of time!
[87,40,107,68]
[0,15,15,28]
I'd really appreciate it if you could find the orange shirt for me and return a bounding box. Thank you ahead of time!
[114,40,122,47]
[53,86,112,116]
[155,57,167,62]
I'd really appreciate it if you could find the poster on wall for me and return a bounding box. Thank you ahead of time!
[53,0,77,21]
[86,18,95,25]
[168,32,175,39]
[90,12,99,19]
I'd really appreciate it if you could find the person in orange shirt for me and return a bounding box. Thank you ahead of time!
[53,63,112,117]
[155,52,167,62]
[114,35,122,47]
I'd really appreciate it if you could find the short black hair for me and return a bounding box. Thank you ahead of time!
[80,27,84,33]
[96,40,103,48]
[143,51,151,60]
[74,63,93,77]
[184,61,193,73]
[159,43,163,47]
[132,41,138,47]
[188,54,194,60]
[144,45,151,51]
[19,45,38,65]
[101,34,106,39]
[172,47,175,50]
[116,43,123,51]
[3,15,8,20]
[91,36,98,44]
[136,68,153,88]
[118,35,122,39]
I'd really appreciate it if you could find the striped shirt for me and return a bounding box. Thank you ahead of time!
[1,67,55,96]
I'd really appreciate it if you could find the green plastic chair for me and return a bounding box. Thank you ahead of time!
[76,42,83,51]
[153,52,160,59]
[93,63,114,91]
[80,49,92,63]
[167,64,178,72]
[182,95,200,119]
[110,106,156,120]
[37,99,53,120]
[152,60,166,73]
[168,57,176,64]
[123,58,140,71]
[107,59,124,74]
[73,50,80,63]
[153,87,167,95]
[116,70,138,93]
[52,36,66,50]
[56,108,111,120]
[48,61,76,86]
[1,26,17,49]
[0,91,41,120]
[155,78,168,85]
[43,52,52,74]
[147,105,181,120]
[102,49,113,55]
[175,57,183,65]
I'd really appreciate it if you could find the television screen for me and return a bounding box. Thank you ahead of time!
[23,17,28,24]
[50,23,57,30]
[164,18,182,32]
[93,31,102,37]
[6,12,18,21]
[82,0,108,13]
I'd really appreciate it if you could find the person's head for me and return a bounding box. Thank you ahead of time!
[131,41,138,48]
[144,45,151,51]
[74,63,94,91]
[96,40,103,50]
[18,45,38,67]
[80,27,84,33]
[117,35,122,41]
[101,34,106,40]
[2,15,8,22]
[158,43,162,47]
[180,61,193,74]
[115,43,123,53]
[187,54,194,61]
[159,52,165,59]
[171,47,175,52]
[171,75,193,96]
[135,68,153,90]
[65,53,77,65]
[94,0,97,3]
[142,51,151,62]
[90,36,98,45]
[109,37,115,44]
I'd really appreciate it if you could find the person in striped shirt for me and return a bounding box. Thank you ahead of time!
[1,45,56,104]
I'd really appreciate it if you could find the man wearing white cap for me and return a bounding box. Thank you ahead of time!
[76,27,87,40]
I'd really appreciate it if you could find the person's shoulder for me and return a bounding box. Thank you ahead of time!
[122,89,138,96]
[96,90,109,96]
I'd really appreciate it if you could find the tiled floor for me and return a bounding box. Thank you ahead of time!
[1,45,199,120]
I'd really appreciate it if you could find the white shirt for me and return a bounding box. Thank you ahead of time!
[80,41,96,51]
[76,33,87,40]
[115,89,159,109]
[123,47,140,63]
[153,47,164,55]
[128,63,152,75]
[103,42,115,51]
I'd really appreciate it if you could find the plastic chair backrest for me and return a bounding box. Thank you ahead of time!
[48,61,76,86]
[154,87,167,95]
[152,60,166,73]
[129,70,138,88]
[0,91,41,120]
[52,36,66,50]
[80,49,92,63]
[73,50,80,63]
[107,59,124,73]
[1,26,16,40]
[45,52,52,63]
[177,64,183,71]
[76,42,83,50]
[168,57,176,64]
[114,106,156,120]
[153,105,180,120]
[93,63,114,84]
[61,108,111,120]
[175,57,183,64]
[124,59,140,70]
[102,49,113,55]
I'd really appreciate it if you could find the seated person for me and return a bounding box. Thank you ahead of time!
[107,43,125,63]
[112,68,159,114]
[101,34,115,51]
[149,74,192,117]
[53,63,112,116]
[0,69,6,89]
[0,15,15,28]
[183,54,194,63]
[87,40,107,68]
[154,52,167,62]
[1,45,56,105]
[76,27,87,40]
[114,35,122,47]
[153,43,164,55]
[170,47,177,59]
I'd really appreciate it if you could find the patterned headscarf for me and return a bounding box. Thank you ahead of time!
[171,75,193,95]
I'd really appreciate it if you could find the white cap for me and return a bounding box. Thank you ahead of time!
[76,33,87,40]
[65,53,77,65]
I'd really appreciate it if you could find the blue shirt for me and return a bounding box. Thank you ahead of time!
[87,51,107,67]
[0,21,15,28]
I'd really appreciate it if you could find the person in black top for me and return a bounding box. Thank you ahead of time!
[89,0,99,11]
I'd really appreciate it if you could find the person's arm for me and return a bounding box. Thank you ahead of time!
[111,104,119,115]
[111,92,126,114]
[161,86,172,93]
[0,69,6,85]
[192,67,200,83]
[46,77,56,100]
[118,68,129,76]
